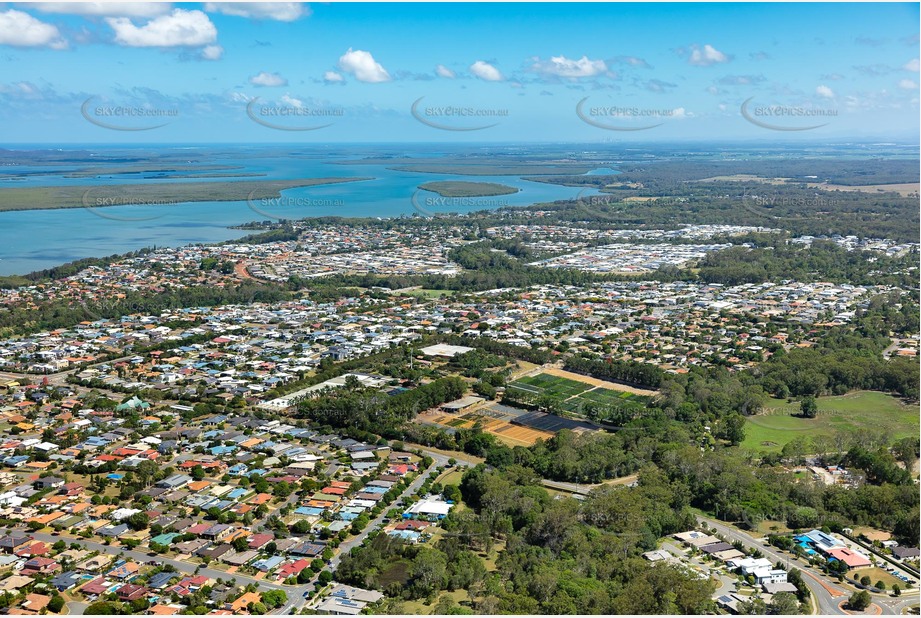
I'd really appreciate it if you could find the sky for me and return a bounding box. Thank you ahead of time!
[0,2,918,143]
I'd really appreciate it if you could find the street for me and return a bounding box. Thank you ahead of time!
[697,515,920,616]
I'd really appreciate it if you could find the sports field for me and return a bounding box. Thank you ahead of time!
[508,372,650,418]
[426,412,554,447]
[742,391,918,453]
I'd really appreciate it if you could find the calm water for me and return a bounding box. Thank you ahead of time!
[0,146,602,275]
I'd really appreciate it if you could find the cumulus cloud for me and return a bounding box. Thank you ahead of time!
[280,93,303,108]
[323,70,344,83]
[816,84,835,99]
[201,44,223,60]
[204,3,308,22]
[106,9,217,47]
[671,107,691,119]
[687,44,729,66]
[470,60,502,81]
[905,58,920,72]
[530,55,607,78]
[612,55,651,69]
[337,48,390,83]
[250,71,287,87]
[0,10,67,49]
[435,64,455,79]
[898,79,918,90]
[24,2,171,17]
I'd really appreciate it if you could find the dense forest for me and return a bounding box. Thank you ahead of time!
[338,465,715,614]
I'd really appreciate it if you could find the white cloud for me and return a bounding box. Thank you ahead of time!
[613,55,651,69]
[531,55,607,78]
[250,71,287,87]
[201,44,223,60]
[898,79,918,90]
[688,44,729,67]
[204,2,309,22]
[0,10,67,49]
[280,94,303,108]
[323,71,344,83]
[671,107,691,119]
[470,60,503,82]
[435,64,456,79]
[106,9,217,47]
[338,48,390,83]
[904,58,920,72]
[25,2,171,17]
[816,84,835,99]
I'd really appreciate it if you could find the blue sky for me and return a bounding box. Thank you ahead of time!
[0,2,918,142]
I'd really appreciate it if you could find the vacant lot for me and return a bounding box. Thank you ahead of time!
[742,391,918,453]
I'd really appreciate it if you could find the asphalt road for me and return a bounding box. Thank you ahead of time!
[22,529,288,592]
[279,456,440,615]
[697,515,849,615]
[697,515,920,616]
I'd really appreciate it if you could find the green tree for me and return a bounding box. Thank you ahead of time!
[768,592,800,615]
[799,395,818,418]
[47,595,65,613]
[848,591,871,611]
[83,602,117,615]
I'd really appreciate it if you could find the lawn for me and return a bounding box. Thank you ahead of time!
[402,288,455,299]
[435,469,465,486]
[851,567,904,590]
[754,519,792,535]
[742,391,918,453]
[512,373,592,399]
[510,372,651,421]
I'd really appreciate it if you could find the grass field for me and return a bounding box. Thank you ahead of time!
[512,373,593,398]
[851,567,904,590]
[401,288,455,299]
[509,372,650,418]
[742,391,918,453]
[435,469,464,486]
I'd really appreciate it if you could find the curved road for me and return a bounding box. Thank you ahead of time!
[696,516,919,616]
